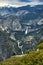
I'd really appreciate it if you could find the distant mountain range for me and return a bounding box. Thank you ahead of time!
[0,5,43,61]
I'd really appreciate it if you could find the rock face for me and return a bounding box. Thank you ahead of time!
[0,30,21,61]
[0,5,43,61]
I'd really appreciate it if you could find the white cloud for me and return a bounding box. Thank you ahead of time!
[0,0,43,7]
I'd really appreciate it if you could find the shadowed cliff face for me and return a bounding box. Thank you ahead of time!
[0,30,21,61]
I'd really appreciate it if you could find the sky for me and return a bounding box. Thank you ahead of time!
[0,0,43,7]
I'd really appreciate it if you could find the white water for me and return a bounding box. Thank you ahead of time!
[25,27,28,34]
[21,49,24,54]
[18,41,24,54]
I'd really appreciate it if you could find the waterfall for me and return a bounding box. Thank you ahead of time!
[21,49,23,54]
[25,27,28,34]
[17,41,23,54]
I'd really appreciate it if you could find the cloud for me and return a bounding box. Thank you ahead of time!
[0,0,43,7]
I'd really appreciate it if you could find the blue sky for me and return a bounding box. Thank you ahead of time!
[0,0,43,7]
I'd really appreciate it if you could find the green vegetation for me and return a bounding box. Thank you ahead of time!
[37,40,43,49]
[0,40,43,65]
[24,36,34,42]
[22,36,34,42]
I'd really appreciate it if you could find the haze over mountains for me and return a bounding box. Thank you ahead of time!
[0,5,43,61]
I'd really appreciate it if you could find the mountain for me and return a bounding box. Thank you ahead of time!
[0,40,43,65]
[0,5,43,61]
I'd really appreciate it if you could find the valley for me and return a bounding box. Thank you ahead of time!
[0,5,43,61]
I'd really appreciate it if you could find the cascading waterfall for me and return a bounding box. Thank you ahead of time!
[17,41,23,54]
[25,27,28,34]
